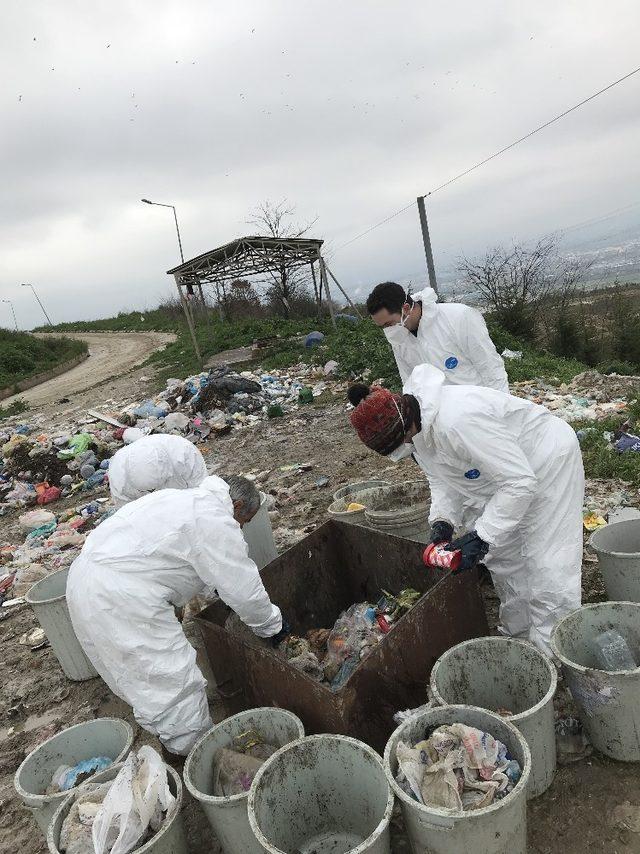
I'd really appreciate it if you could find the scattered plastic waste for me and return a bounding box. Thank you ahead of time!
[614,432,640,453]
[592,630,637,671]
[50,756,113,792]
[501,349,522,360]
[59,780,112,854]
[583,512,607,531]
[395,723,522,811]
[92,746,176,854]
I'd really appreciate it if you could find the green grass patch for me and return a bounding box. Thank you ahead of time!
[0,330,88,391]
[0,397,29,421]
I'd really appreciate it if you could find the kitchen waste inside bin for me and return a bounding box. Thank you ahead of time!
[395,723,522,811]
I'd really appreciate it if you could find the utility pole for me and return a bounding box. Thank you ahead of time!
[21,283,53,326]
[2,299,18,331]
[416,196,439,296]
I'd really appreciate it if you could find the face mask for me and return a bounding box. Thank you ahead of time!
[387,443,415,462]
[384,323,409,344]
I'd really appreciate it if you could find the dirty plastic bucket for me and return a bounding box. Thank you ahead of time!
[550,601,640,761]
[14,717,134,837]
[243,491,278,569]
[384,705,531,854]
[47,760,186,854]
[430,637,557,798]
[249,734,393,854]
[590,519,640,602]
[363,481,431,544]
[332,480,391,503]
[184,708,305,854]
[25,566,98,681]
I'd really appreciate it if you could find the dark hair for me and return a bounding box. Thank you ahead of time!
[366,282,408,316]
[347,384,371,407]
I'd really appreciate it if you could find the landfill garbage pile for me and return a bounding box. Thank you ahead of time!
[280,589,422,691]
[59,746,175,854]
[0,499,112,607]
[0,361,343,516]
[0,426,114,515]
[511,375,631,423]
[395,723,522,811]
[212,729,279,796]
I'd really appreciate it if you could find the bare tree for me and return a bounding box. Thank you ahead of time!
[248,200,318,318]
[459,237,563,340]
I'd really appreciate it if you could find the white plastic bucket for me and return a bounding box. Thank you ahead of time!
[25,567,98,681]
[363,481,431,543]
[184,708,305,854]
[47,760,187,854]
[14,717,134,836]
[384,705,531,854]
[430,636,557,797]
[550,601,640,761]
[248,734,394,854]
[243,491,278,569]
[590,519,640,602]
[332,480,391,503]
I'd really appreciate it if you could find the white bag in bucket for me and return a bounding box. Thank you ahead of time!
[92,746,175,854]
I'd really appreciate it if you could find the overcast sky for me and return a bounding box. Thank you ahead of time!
[1,1,639,329]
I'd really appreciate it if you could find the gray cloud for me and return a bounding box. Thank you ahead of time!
[1,0,639,329]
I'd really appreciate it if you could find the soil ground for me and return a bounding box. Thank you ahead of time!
[1,352,640,853]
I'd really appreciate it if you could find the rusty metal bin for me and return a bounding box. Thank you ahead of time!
[195,520,489,751]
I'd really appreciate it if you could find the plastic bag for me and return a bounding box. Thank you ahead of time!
[19,509,55,530]
[58,434,92,460]
[92,747,175,854]
[213,748,265,796]
[60,782,112,854]
[323,603,382,682]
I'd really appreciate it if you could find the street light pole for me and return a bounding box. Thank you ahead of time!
[141,199,184,263]
[1,299,18,331]
[21,283,53,327]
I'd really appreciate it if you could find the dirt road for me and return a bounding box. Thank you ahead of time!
[3,332,175,408]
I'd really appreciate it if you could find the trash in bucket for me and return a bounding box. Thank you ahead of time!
[49,756,113,792]
[592,629,637,671]
[56,748,176,854]
[213,730,280,796]
[395,723,522,811]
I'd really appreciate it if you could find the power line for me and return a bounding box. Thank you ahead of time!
[422,64,640,197]
[332,63,640,255]
[332,201,415,252]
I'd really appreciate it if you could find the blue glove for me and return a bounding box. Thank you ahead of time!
[445,531,489,573]
[429,520,454,545]
[270,619,291,648]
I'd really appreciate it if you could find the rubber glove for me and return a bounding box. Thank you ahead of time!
[445,531,489,573]
[429,520,454,545]
[270,619,291,648]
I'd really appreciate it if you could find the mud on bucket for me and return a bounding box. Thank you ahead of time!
[184,708,305,854]
[363,480,431,544]
[384,705,531,854]
[550,601,640,761]
[589,519,640,602]
[430,636,557,798]
[14,718,134,837]
[248,734,394,854]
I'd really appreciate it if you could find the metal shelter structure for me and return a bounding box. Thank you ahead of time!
[167,235,360,362]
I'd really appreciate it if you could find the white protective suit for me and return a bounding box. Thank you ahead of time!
[108,434,208,507]
[385,287,509,392]
[404,364,583,654]
[67,476,282,754]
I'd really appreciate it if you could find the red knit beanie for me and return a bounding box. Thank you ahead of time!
[350,387,405,455]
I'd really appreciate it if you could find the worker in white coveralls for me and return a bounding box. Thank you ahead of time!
[108,433,208,507]
[67,475,288,755]
[366,281,509,392]
[348,364,584,654]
